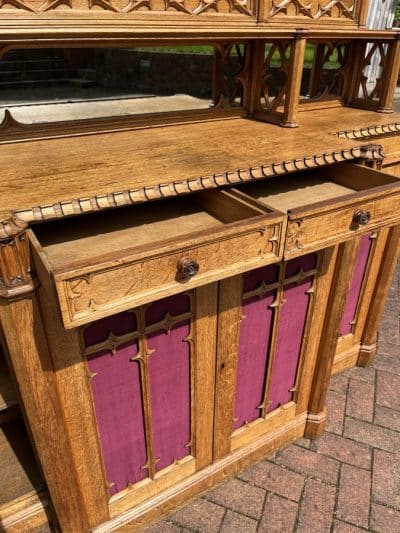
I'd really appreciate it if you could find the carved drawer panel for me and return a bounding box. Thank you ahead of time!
[236,163,400,258]
[30,189,285,328]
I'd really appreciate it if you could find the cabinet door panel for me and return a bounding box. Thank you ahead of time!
[82,287,217,511]
[147,319,191,473]
[234,272,277,431]
[333,230,389,374]
[87,339,147,495]
[268,271,315,412]
[215,253,319,457]
[340,234,374,336]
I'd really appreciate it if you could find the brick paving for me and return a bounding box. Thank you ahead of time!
[147,263,399,533]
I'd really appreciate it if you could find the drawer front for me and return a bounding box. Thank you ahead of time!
[285,189,400,257]
[55,220,285,328]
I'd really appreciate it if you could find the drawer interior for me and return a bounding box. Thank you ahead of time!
[32,189,273,270]
[236,164,400,212]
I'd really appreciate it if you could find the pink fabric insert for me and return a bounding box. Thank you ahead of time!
[267,279,312,412]
[85,294,192,496]
[87,342,148,496]
[340,234,373,336]
[267,253,316,412]
[148,322,191,471]
[233,264,279,430]
[233,293,275,430]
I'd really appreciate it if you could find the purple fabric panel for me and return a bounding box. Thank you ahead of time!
[242,264,280,293]
[233,292,275,430]
[87,342,148,496]
[267,254,317,413]
[340,234,373,336]
[145,294,190,325]
[267,278,312,412]
[84,312,137,346]
[148,321,191,472]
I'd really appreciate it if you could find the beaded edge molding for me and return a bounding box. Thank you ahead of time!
[0,144,384,235]
[336,122,400,140]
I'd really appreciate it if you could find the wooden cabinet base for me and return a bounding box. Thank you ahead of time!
[304,410,328,440]
[94,414,306,532]
[0,492,51,533]
[358,344,378,368]
[332,343,377,375]
[332,345,361,375]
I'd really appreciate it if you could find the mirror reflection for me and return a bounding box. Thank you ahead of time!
[0,46,219,123]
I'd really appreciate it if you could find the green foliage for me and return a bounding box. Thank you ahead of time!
[396,0,400,21]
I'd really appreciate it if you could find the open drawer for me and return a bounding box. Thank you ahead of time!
[30,190,286,328]
[235,163,400,258]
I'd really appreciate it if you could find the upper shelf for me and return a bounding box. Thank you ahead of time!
[0,0,373,40]
[0,108,397,226]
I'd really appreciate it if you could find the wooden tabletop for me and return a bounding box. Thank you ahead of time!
[1,108,399,224]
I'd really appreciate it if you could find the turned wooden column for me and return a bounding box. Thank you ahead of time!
[378,36,400,113]
[343,40,367,105]
[305,239,361,438]
[308,43,326,99]
[357,0,370,27]
[0,218,96,531]
[282,29,307,128]
[358,224,400,367]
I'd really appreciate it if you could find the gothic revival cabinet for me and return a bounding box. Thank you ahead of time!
[1,0,400,529]
[25,224,337,529]
[3,158,393,530]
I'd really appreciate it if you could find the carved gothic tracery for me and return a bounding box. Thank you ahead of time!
[0,0,361,19]
[358,42,388,103]
[0,0,253,14]
[269,0,356,19]
[315,0,354,18]
[259,42,291,113]
[0,0,71,12]
[307,41,350,100]
[214,44,250,108]
[270,0,312,17]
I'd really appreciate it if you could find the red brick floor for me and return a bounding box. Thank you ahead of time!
[146,262,400,533]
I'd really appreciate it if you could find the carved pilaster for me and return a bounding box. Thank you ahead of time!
[0,217,36,300]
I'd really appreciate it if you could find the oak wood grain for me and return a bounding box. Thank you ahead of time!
[0,110,396,225]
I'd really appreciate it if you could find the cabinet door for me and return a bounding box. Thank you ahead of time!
[214,252,329,459]
[82,284,217,515]
[333,230,389,373]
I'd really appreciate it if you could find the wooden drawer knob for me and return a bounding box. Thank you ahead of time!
[177,257,199,280]
[353,210,371,227]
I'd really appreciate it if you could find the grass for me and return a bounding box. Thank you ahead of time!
[133,43,342,69]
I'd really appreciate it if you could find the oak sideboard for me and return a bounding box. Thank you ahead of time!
[0,1,400,530]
